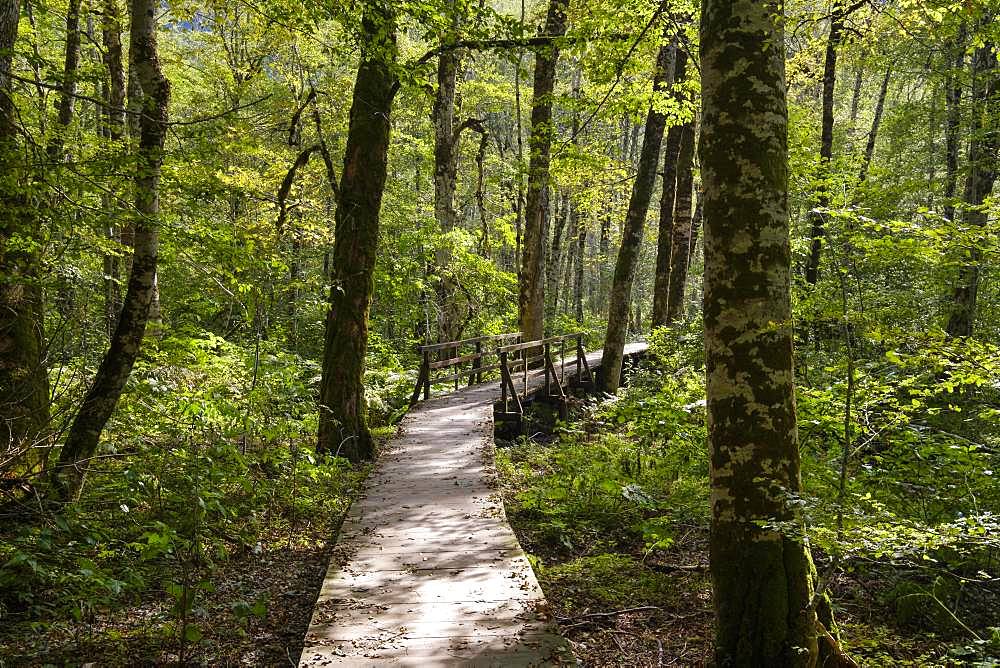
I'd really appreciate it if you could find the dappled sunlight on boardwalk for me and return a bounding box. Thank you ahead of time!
[298,345,645,666]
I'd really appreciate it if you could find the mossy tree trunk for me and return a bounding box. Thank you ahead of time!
[1,0,51,477]
[317,6,397,463]
[54,0,170,499]
[600,40,674,393]
[701,0,824,664]
[519,0,567,342]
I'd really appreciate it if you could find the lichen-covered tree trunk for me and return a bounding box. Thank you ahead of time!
[574,218,586,323]
[519,0,567,342]
[651,44,687,326]
[663,122,695,325]
[317,7,397,463]
[54,0,170,499]
[0,0,51,476]
[600,42,673,393]
[433,32,462,342]
[701,0,823,663]
[945,38,998,338]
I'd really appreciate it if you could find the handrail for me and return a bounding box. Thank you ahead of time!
[496,332,594,420]
[409,332,521,405]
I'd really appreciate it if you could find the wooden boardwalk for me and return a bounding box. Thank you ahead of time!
[299,343,647,667]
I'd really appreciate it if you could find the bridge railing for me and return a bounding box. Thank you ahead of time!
[496,332,594,419]
[409,333,521,405]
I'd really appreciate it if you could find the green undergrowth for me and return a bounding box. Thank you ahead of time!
[0,330,389,665]
[498,326,1000,666]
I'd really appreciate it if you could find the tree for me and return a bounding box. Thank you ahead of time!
[54,0,171,498]
[1,0,50,478]
[663,120,695,325]
[652,47,685,327]
[944,35,998,338]
[519,0,567,342]
[600,38,674,393]
[317,5,397,463]
[701,0,826,663]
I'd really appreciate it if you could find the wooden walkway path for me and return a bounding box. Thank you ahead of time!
[299,343,647,667]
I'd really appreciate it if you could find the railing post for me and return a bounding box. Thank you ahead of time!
[473,340,483,385]
[422,350,431,399]
[500,350,508,413]
[544,342,551,396]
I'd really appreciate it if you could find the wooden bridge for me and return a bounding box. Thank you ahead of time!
[299,334,647,666]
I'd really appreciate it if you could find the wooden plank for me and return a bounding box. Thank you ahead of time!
[429,351,486,370]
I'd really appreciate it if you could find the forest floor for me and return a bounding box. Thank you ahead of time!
[496,409,998,668]
[0,439,376,666]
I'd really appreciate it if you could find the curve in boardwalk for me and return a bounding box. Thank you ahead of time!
[299,344,645,667]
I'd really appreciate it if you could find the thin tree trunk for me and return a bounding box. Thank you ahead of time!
[574,215,586,323]
[317,6,397,463]
[805,3,847,285]
[945,38,998,338]
[519,0,567,342]
[664,122,695,325]
[101,0,126,337]
[546,192,568,321]
[433,25,462,342]
[701,0,824,662]
[855,65,891,190]
[48,0,82,161]
[55,0,170,499]
[652,49,686,327]
[1,0,51,476]
[601,41,674,393]
[943,27,966,223]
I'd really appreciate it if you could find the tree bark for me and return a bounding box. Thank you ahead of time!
[574,214,586,323]
[1,0,51,477]
[943,27,966,224]
[945,38,998,338]
[855,65,891,190]
[600,41,674,393]
[805,2,847,285]
[54,0,170,499]
[652,49,686,327]
[317,6,397,463]
[546,192,568,321]
[664,121,695,325]
[519,0,567,342]
[701,0,824,663]
[433,31,462,342]
[101,0,126,337]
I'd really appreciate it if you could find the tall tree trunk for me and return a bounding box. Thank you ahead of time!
[433,33,462,342]
[317,7,397,463]
[1,0,51,476]
[664,122,695,325]
[546,192,568,321]
[805,2,847,285]
[48,0,82,161]
[943,27,966,223]
[54,0,170,499]
[652,49,686,327]
[945,38,998,338]
[855,65,891,190]
[600,41,673,393]
[574,215,586,323]
[101,0,126,337]
[701,0,826,663]
[519,0,567,342]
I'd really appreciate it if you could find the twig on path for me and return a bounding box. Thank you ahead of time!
[557,605,662,630]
